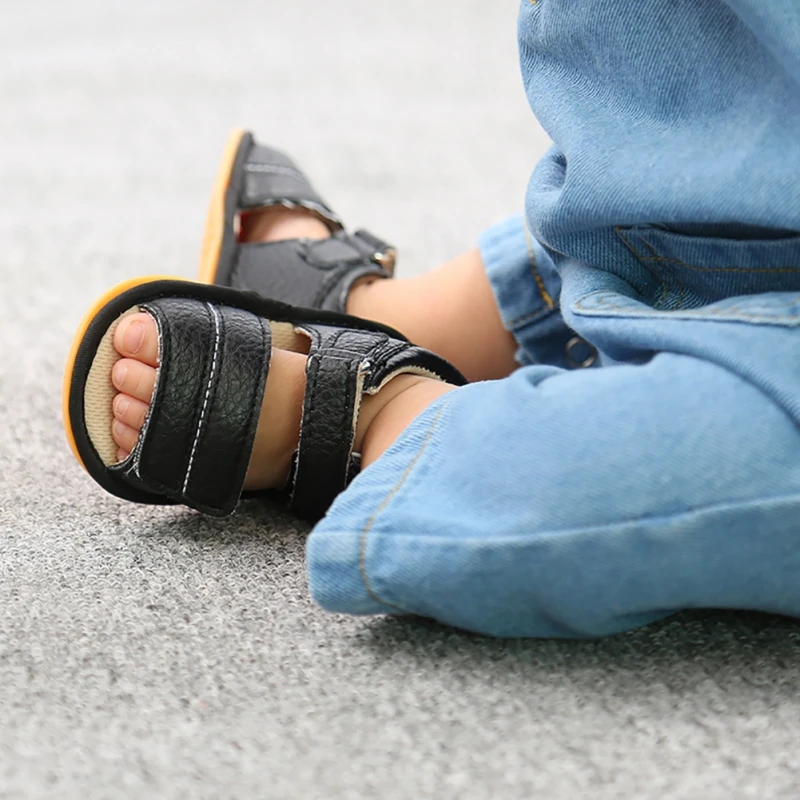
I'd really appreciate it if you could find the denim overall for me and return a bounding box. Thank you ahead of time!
[308,0,800,637]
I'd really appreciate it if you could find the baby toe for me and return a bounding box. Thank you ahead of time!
[112,393,151,432]
[112,358,157,403]
[111,419,141,455]
[114,312,159,367]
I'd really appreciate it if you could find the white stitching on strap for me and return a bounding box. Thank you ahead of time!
[244,163,305,179]
[182,303,221,496]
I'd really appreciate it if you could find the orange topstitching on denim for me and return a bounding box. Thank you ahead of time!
[523,224,555,312]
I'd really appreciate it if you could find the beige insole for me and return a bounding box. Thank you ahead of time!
[271,320,303,351]
[83,307,139,466]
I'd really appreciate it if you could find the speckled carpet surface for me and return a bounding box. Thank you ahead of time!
[2,2,800,797]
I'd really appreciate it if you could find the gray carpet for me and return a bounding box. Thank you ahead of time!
[2,1,800,797]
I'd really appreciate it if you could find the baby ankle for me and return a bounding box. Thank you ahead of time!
[356,375,453,469]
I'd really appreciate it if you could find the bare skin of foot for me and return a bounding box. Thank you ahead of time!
[109,207,517,491]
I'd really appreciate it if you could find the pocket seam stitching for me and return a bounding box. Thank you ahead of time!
[615,227,676,308]
[573,290,800,326]
[617,227,800,275]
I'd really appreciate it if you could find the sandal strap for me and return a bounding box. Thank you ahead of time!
[117,296,271,517]
[289,323,466,522]
[69,279,464,519]
[240,139,342,231]
[231,230,396,313]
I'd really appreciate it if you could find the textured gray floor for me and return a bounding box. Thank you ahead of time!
[2,2,800,798]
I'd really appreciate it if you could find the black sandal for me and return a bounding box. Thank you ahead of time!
[63,277,465,521]
[198,129,396,312]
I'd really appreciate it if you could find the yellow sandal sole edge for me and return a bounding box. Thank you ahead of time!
[197,127,247,285]
[62,275,188,471]
[66,126,247,471]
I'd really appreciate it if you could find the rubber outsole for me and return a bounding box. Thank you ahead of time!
[197,128,250,285]
[62,277,411,504]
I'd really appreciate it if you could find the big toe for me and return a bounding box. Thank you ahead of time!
[113,312,159,366]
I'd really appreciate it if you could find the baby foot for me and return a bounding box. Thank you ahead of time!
[109,307,450,492]
[109,311,309,491]
[108,207,450,496]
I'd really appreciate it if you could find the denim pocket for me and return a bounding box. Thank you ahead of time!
[572,289,800,328]
[615,226,800,311]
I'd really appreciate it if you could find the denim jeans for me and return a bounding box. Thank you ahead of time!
[306,0,800,637]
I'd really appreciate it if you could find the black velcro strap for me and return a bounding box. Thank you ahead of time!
[129,297,271,517]
[288,324,468,522]
[289,325,393,522]
[231,231,394,313]
[240,143,341,229]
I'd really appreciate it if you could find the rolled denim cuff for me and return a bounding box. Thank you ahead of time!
[479,216,574,366]
[306,396,455,618]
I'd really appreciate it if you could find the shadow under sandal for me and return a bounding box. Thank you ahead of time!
[199,128,396,312]
[63,278,466,521]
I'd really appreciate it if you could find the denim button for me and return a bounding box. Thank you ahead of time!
[566,335,597,368]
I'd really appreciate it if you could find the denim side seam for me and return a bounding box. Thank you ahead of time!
[479,216,562,333]
[357,398,453,612]
[506,222,558,330]
[520,223,556,317]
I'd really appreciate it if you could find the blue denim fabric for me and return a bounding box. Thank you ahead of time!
[306,0,800,637]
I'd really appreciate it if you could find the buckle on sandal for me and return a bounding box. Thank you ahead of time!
[353,229,397,275]
[372,247,396,272]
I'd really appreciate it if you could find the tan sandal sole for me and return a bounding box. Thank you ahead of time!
[197,128,247,285]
